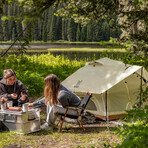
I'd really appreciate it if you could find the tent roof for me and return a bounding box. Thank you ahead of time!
[62,57,146,94]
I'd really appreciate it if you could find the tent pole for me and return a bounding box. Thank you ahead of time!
[140,67,143,106]
[105,91,109,124]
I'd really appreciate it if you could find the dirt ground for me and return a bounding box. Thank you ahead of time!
[2,120,120,148]
[1,101,121,148]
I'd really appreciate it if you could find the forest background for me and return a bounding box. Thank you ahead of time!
[0,0,148,148]
[0,4,121,42]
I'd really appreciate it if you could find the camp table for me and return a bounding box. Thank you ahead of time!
[0,107,41,134]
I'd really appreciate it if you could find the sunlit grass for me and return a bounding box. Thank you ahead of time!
[47,47,126,52]
[0,126,120,148]
[0,112,120,147]
[0,47,126,54]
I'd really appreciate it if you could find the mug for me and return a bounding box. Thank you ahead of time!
[1,104,6,111]
[7,101,13,107]
[22,103,28,112]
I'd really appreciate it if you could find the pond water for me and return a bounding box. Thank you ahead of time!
[23,51,126,61]
[1,43,125,61]
[0,43,114,49]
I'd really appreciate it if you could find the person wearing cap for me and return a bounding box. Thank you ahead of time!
[0,69,29,107]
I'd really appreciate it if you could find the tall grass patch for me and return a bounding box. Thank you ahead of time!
[0,54,84,96]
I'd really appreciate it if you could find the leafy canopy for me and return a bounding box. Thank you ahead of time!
[1,0,148,55]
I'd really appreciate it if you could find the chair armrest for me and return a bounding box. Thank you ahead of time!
[66,106,85,110]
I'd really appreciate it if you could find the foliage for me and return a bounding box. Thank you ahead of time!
[121,52,148,69]
[116,87,148,148]
[0,4,120,43]
[0,54,84,96]
[0,51,147,96]
[56,0,148,55]
[98,50,148,70]
[0,50,147,147]
[98,50,148,148]
[0,0,148,56]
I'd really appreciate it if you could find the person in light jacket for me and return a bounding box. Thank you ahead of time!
[0,69,28,107]
[28,74,81,130]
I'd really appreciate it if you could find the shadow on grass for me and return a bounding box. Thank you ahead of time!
[0,122,118,137]
[58,126,116,134]
[27,124,117,136]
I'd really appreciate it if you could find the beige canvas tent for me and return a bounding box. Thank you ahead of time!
[62,57,148,121]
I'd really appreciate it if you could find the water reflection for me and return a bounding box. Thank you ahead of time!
[21,51,125,61]
[1,43,124,61]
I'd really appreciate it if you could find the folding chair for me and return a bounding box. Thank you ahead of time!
[57,92,92,133]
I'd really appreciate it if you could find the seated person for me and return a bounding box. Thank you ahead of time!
[0,69,28,107]
[28,74,81,130]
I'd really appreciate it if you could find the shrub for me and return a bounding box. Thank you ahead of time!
[0,54,84,96]
[116,88,148,148]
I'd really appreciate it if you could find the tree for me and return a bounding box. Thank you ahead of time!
[95,20,104,42]
[76,24,81,41]
[102,21,110,41]
[0,0,147,55]
[56,6,62,41]
[87,24,93,41]
[42,10,48,42]
[80,26,87,41]
[49,14,57,41]
[61,19,67,40]
[0,17,2,40]
[56,0,148,55]
[67,18,76,41]
[46,8,54,41]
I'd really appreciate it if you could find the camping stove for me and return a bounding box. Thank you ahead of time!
[0,107,41,134]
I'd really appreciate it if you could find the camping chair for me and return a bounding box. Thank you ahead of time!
[57,92,92,133]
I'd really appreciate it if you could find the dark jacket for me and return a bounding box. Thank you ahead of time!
[33,84,81,108]
[0,78,29,107]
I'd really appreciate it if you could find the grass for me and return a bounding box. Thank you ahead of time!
[0,125,121,148]
[30,40,111,44]
[0,45,125,148]
[0,40,125,54]
[47,47,126,52]
[0,47,126,53]
[0,105,121,148]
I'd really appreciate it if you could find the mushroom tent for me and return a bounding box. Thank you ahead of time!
[62,58,148,121]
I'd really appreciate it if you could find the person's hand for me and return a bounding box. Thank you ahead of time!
[20,92,26,101]
[27,103,34,107]
[11,93,18,99]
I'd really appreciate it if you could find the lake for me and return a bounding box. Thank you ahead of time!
[22,51,126,61]
[0,43,125,61]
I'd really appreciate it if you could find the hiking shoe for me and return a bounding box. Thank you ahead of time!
[40,122,53,130]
